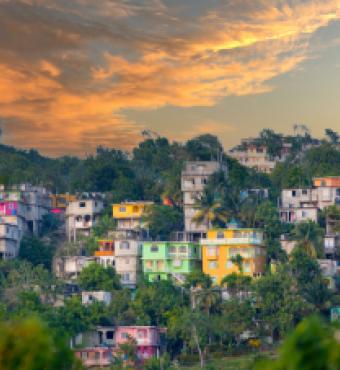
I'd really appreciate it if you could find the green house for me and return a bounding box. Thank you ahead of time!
[142,241,201,283]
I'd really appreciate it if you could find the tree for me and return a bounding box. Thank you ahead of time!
[255,316,340,370]
[77,263,121,291]
[290,249,330,308]
[291,221,324,258]
[325,128,339,145]
[193,188,228,229]
[19,236,55,270]
[0,318,82,370]
[220,273,252,298]
[144,204,183,240]
[185,134,223,161]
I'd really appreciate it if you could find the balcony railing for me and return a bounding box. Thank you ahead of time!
[201,237,263,246]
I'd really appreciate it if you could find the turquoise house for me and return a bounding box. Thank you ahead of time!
[142,242,201,283]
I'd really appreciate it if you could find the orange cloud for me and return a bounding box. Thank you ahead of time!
[0,0,339,155]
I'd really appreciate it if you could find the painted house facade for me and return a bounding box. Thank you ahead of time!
[95,239,115,268]
[114,326,166,361]
[112,201,153,231]
[201,222,266,284]
[142,241,201,283]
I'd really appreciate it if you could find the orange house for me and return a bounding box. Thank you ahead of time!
[313,177,340,188]
[95,240,115,268]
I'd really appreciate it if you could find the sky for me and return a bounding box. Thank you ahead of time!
[0,0,339,157]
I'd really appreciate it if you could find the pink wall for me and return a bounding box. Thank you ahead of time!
[0,201,18,216]
[115,326,160,347]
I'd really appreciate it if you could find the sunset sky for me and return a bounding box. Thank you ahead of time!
[0,0,339,157]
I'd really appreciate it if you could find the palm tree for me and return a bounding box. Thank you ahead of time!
[193,188,228,229]
[291,221,324,258]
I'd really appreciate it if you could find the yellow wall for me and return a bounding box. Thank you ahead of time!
[202,228,266,284]
[112,202,150,219]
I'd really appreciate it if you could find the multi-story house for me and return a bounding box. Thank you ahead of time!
[75,347,113,368]
[108,230,145,289]
[228,138,292,173]
[112,201,153,231]
[279,177,340,223]
[0,184,51,259]
[142,241,201,283]
[201,221,266,284]
[0,223,20,259]
[181,161,227,238]
[53,256,95,280]
[114,326,166,361]
[95,239,115,268]
[66,198,104,241]
[50,193,77,211]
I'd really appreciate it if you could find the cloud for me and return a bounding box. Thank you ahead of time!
[0,0,339,155]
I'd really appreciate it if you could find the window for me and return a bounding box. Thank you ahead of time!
[125,258,130,264]
[94,352,100,360]
[151,245,159,252]
[243,262,251,273]
[133,206,139,213]
[169,246,176,253]
[226,260,233,269]
[179,245,187,253]
[137,330,147,339]
[79,202,86,208]
[122,273,130,282]
[302,189,308,195]
[120,241,130,250]
[302,211,307,218]
[207,246,218,257]
[121,332,129,339]
[81,352,88,360]
[106,331,114,340]
[208,261,218,269]
[217,231,224,239]
[292,190,296,197]
[119,206,126,212]
[201,178,207,185]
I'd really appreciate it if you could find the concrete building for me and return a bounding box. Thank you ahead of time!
[75,347,113,368]
[66,198,104,241]
[95,239,115,268]
[0,184,51,259]
[82,291,112,306]
[115,236,143,289]
[0,223,20,259]
[73,326,115,348]
[114,326,166,361]
[279,177,340,224]
[318,259,338,290]
[142,241,201,284]
[112,201,153,231]
[53,256,95,280]
[201,221,266,284]
[228,139,292,173]
[181,161,227,238]
[50,193,77,211]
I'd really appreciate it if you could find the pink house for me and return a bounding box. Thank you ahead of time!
[114,326,166,360]
[75,347,112,368]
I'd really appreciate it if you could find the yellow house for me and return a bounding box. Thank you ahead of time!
[112,201,153,230]
[50,194,77,209]
[201,221,266,284]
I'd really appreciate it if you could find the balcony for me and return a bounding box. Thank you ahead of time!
[201,237,263,246]
[95,250,115,257]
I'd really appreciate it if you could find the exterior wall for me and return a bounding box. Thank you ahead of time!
[115,239,142,288]
[112,202,153,231]
[279,178,340,223]
[201,228,265,284]
[50,194,77,209]
[74,326,115,348]
[66,199,104,241]
[142,242,201,282]
[75,348,113,368]
[181,161,227,234]
[82,291,112,306]
[280,238,296,256]
[53,256,95,280]
[115,326,162,347]
[0,223,20,259]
